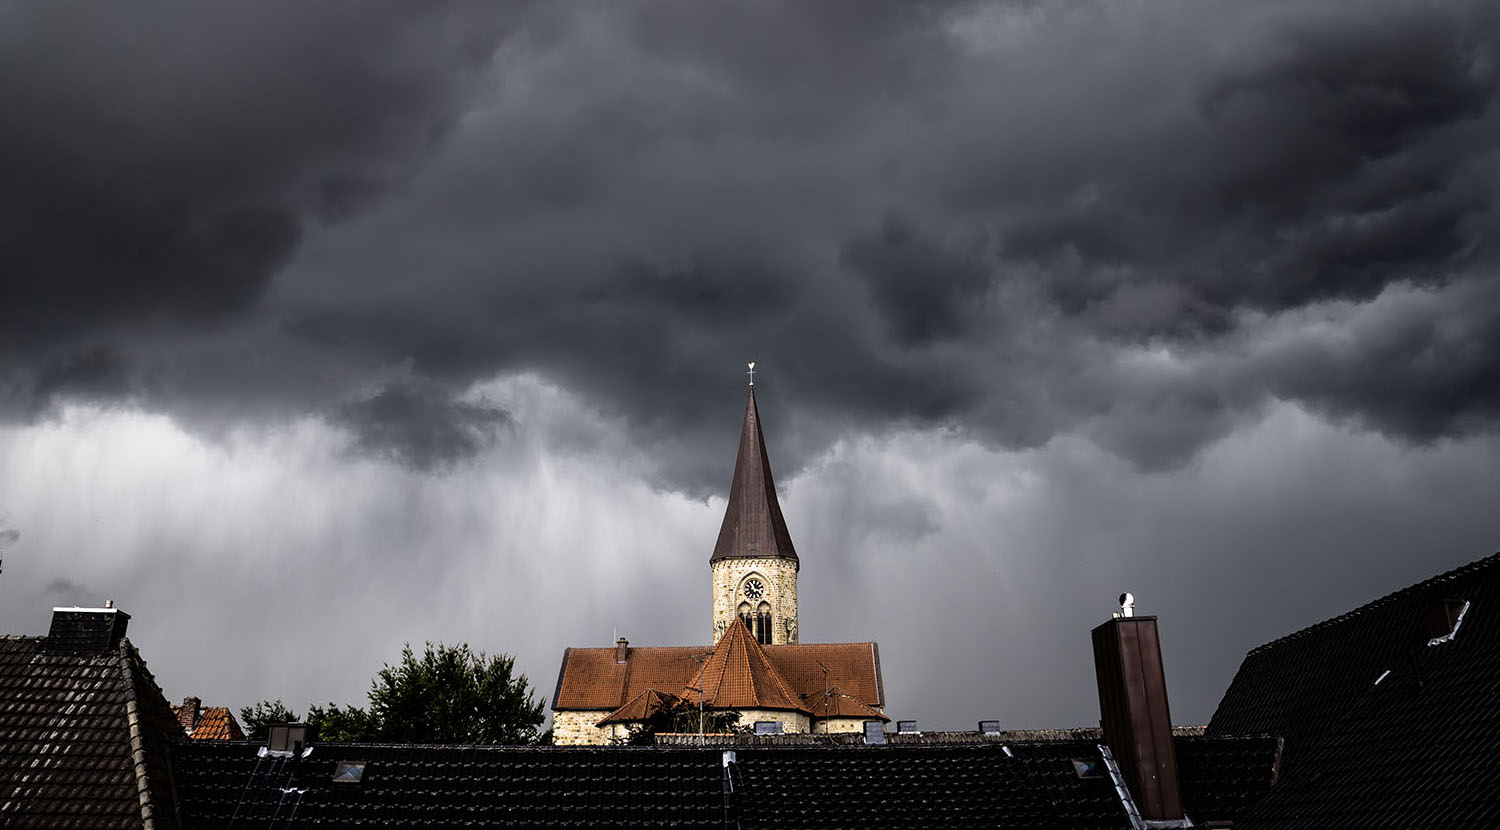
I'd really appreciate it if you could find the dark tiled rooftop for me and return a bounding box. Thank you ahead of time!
[173,733,1282,828]
[1208,551,1500,829]
[0,635,181,829]
[174,743,727,828]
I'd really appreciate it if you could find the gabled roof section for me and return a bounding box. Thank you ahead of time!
[764,642,885,709]
[553,645,706,711]
[0,634,182,829]
[687,617,807,713]
[801,684,889,721]
[1208,551,1500,829]
[597,688,684,726]
[711,386,798,564]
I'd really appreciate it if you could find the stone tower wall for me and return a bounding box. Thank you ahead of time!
[712,557,799,644]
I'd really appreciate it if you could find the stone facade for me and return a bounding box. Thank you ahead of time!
[712,557,799,644]
[812,716,882,735]
[736,708,811,734]
[552,710,624,746]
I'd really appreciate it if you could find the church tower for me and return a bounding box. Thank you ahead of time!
[711,370,800,645]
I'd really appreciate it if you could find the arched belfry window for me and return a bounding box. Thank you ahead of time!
[757,601,773,645]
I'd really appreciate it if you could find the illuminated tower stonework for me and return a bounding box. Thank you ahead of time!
[710,378,800,645]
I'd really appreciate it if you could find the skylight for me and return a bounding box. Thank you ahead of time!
[332,762,366,783]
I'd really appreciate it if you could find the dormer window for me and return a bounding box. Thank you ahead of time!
[1426,599,1470,646]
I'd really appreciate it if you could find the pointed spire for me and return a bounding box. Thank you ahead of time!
[711,380,798,564]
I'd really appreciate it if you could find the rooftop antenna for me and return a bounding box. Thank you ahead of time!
[816,658,831,717]
[747,361,755,387]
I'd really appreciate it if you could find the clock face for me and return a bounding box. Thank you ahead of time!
[743,578,765,600]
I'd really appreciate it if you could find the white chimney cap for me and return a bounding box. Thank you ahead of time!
[1118,592,1135,617]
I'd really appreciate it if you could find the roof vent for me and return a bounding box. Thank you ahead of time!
[1426,599,1469,646]
[1114,592,1135,619]
[862,721,886,745]
[45,606,131,655]
[978,720,1002,734]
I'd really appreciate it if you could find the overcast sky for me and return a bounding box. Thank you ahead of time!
[2,0,1498,732]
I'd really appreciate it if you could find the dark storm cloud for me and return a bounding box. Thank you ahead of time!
[332,378,513,471]
[0,1,518,403]
[6,0,1499,483]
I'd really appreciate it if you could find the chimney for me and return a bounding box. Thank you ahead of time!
[1092,596,1183,821]
[615,637,629,663]
[45,605,131,655]
[182,696,202,730]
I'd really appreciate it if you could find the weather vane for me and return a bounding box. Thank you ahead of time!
[747,361,756,387]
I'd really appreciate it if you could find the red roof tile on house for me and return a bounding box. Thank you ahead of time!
[196,709,245,741]
[171,698,246,740]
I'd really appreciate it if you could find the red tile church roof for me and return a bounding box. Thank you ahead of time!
[687,617,805,712]
[553,628,883,714]
[801,684,889,721]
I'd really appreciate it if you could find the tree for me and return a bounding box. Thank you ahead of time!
[305,702,376,743]
[238,699,298,742]
[241,642,548,745]
[367,642,547,745]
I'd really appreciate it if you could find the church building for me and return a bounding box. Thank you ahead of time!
[550,372,888,744]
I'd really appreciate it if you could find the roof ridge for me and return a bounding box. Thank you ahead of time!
[763,641,880,648]
[118,638,181,830]
[1246,550,1500,656]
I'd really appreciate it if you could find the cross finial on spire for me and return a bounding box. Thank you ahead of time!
[747,361,756,387]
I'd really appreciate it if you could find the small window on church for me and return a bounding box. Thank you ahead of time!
[757,602,772,645]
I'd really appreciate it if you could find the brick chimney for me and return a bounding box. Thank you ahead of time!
[182,696,203,730]
[45,604,131,655]
[615,637,629,663]
[1092,600,1183,821]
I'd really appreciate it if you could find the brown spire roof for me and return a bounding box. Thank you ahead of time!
[711,385,798,564]
[684,617,808,713]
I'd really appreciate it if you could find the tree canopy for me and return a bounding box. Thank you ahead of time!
[240,642,548,745]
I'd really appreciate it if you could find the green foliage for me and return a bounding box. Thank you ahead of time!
[238,699,297,741]
[305,701,377,743]
[241,642,547,746]
[367,642,546,745]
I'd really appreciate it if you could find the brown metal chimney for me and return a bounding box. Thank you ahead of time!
[1092,595,1183,821]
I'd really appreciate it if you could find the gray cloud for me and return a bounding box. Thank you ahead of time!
[0,1,517,408]
[4,0,1496,482]
[332,379,513,472]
